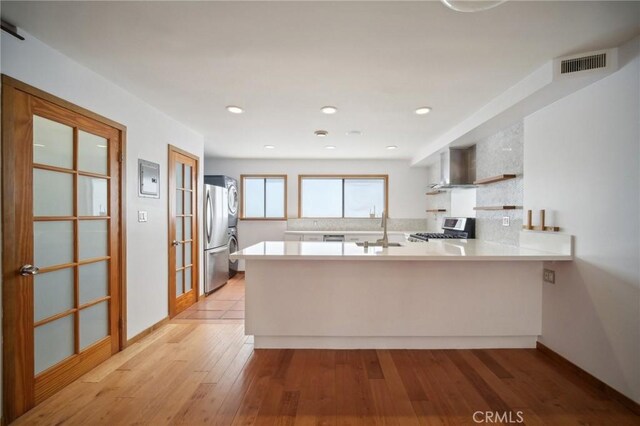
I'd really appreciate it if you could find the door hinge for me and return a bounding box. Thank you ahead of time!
[119,152,124,162]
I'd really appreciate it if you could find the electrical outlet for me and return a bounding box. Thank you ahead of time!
[138,211,148,222]
[502,216,510,226]
[543,268,555,284]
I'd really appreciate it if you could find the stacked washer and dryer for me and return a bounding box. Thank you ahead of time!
[203,175,239,294]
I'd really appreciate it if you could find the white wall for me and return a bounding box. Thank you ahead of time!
[206,158,428,219]
[205,158,429,268]
[524,36,640,402]
[0,31,205,343]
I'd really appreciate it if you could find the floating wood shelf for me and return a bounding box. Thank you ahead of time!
[426,209,447,213]
[474,174,517,185]
[474,206,521,211]
[426,191,444,196]
[522,225,561,232]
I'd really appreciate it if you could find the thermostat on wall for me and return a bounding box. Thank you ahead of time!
[139,159,160,198]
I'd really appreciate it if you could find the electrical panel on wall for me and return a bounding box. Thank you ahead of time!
[139,159,160,198]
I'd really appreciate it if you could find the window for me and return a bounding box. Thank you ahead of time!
[298,175,388,218]
[240,175,287,219]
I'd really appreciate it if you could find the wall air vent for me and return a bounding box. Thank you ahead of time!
[554,48,617,80]
[560,53,607,74]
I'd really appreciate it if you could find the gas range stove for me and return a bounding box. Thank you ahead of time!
[409,217,475,242]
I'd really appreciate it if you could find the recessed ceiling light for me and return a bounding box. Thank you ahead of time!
[264,145,275,149]
[386,145,398,150]
[96,144,108,148]
[324,145,336,150]
[415,106,432,115]
[226,105,244,114]
[321,106,338,114]
[314,130,328,137]
[346,130,362,136]
[33,143,46,148]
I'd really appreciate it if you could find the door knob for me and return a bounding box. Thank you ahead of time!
[19,264,40,276]
[172,240,181,246]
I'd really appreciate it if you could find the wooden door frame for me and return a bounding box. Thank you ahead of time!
[1,75,128,422]
[167,145,200,318]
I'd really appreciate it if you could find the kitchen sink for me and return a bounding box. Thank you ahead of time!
[355,242,403,247]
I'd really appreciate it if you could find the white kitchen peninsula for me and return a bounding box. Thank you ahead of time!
[231,234,572,350]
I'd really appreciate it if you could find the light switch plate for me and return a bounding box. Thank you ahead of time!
[138,211,148,222]
[543,268,555,284]
[502,216,510,226]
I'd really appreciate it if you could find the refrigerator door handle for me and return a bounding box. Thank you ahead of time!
[205,190,213,246]
[209,244,228,254]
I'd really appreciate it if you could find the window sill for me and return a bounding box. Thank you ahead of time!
[240,217,288,221]
[298,217,384,220]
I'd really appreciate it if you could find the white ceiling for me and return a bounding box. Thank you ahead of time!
[2,1,639,160]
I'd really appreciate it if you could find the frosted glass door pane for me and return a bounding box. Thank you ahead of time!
[185,242,192,266]
[79,261,108,304]
[344,179,385,218]
[176,243,183,268]
[34,221,74,267]
[34,268,74,322]
[176,270,184,296]
[35,314,74,375]
[184,192,192,214]
[176,217,184,241]
[185,267,192,291]
[176,190,184,214]
[79,302,108,350]
[176,163,183,188]
[79,220,108,259]
[185,165,192,189]
[78,176,108,216]
[244,178,265,218]
[33,169,73,216]
[33,115,73,169]
[185,218,192,240]
[266,178,285,218]
[78,130,108,175]
[301,179,342,218]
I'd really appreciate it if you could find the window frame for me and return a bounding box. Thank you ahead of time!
[240,174,288,220]
[297,174,389,219]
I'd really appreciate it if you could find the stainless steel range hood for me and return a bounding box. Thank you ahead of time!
[431,146,477,189]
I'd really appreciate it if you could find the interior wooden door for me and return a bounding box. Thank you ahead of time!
[168,146,199,317]
[2,79,124,422]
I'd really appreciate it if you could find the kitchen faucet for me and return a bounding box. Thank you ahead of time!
[377,210,389,248]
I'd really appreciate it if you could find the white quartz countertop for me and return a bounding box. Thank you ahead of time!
[284,230,412,235]
[230,240,573,261]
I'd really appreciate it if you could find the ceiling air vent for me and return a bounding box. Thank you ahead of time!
[560,53,607,74]
[554,48,617,80]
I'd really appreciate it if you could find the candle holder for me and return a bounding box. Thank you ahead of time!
[523,209,560,232]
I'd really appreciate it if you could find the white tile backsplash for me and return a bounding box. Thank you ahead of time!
[475,121,524,246]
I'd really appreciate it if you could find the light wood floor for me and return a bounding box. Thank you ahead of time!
[14,275,639,425]
[175,274,246,320]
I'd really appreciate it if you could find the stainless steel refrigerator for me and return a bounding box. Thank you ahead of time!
[204,184,229,293]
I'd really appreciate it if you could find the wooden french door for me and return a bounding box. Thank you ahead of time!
[168,145,199,317]
[2,77,125,422]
